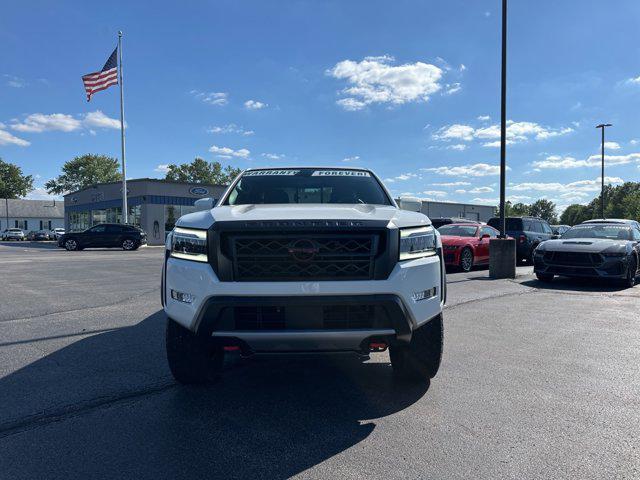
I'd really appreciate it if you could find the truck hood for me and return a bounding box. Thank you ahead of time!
[176,204,431,229]
[540,238,630,253]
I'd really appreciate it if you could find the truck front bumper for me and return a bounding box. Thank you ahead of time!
[163,254,445,353]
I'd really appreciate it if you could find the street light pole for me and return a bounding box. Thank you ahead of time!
[489,0,516,279]
[498,0,508,238]
[595,123,612,219]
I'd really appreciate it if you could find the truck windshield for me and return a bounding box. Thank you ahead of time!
[224,169,392,205]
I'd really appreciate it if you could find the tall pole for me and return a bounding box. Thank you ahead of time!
[5,198,8,230]
[601,127,604,219]
[498,0,508,238]
[118,31,128,224]
[596,123,612,219]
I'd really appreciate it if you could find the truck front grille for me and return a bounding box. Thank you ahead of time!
[229,233,379,281]
[231,304,382,330]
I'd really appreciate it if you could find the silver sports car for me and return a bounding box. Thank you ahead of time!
[533,223,640,288]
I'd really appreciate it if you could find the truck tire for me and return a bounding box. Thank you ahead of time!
[390,314,443,381]
[166,317,224,384]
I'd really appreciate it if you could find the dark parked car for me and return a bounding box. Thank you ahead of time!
[27,230,51,241]
[431,217,481,229]
[58,223,147,251]
[487,216,555,263]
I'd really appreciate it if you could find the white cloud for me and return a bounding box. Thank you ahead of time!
[208,124,254,136]
[472,197,498,205]
[469,186,494,194]
[422,190,447,197]
[244,100,267,110]
[209,145,250,158]
[510,176,624,193]
[630,139,639,146]
[190,90,228,106]
[432,181,471,186]
[477,115,491,121]
[447,144,467,151]
[0,129,30,146]
[432,124,475,141]
[328,55,444,110]
[4,74,26,88]
[455,189,466,194]
[385,172,418,183]
[433,120,573,147]
[604,141,620,150]
[342,155,360,162]
[83,110,120,130]
[459,64,467,72]
[625,75,640,85]
[444,83,462,95]
[532,153,640,169]
[422,162,506,177]
[261,153,284,160]
[11,113,82,132]
[24,187,61,201]
[508,195,532,202]
[154,164,170,173]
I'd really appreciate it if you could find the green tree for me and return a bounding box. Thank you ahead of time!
[559,204,591,225]
[164,157,241,185]
[529,199,557,224]
[45,154,122,194]
[505,201,530,216]
[0,158,33,198]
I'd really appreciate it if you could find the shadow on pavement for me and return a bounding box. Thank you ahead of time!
[1,310,430,479]
[521,276,628,293]
[0,241,59,250]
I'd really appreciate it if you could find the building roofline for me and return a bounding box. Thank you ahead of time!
[63,178,228,197]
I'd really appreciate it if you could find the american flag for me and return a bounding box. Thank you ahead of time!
[82,48,118,101]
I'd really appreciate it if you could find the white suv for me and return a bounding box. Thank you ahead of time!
[162,167,446,384]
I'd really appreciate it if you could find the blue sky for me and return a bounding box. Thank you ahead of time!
[1,0,640,211]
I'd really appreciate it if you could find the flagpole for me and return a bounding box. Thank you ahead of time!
[118,31,128,224]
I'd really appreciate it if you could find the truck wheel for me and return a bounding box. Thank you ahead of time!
[166,317,223,384]
[390,314,443,381]
[536,272,554,282]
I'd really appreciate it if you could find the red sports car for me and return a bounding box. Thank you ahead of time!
[438,223,500,272]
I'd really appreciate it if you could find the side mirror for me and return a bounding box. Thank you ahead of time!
[397,196,422,212]
[481,233,490,239]
[550,234,560,240]
[194,197,217,212]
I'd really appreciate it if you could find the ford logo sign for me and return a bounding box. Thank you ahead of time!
[189,187,209,196]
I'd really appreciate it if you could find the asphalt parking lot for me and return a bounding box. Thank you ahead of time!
[1,242,639,479]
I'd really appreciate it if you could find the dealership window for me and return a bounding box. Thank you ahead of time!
[92,209,107,225]
[164,204,197,236]
[128,205,141,226]
[15,220,28,230]
[69,211,90,231]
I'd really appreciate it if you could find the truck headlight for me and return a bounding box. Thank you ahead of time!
[399,226,437,261]
[170,227,208,262]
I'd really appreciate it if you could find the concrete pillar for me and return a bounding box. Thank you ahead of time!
[489,238,516,279]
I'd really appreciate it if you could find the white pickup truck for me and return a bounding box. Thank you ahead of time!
[162,167,446,384]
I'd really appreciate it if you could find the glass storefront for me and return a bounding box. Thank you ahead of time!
[164,205,197,236]
[69,211,90,231]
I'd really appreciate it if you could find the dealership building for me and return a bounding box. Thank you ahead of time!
[64,179,227,245]
[417,200,496,222]
[1,198,65,232]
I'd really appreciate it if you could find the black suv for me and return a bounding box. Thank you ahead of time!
[487,216,554,263]
[58,223,147,251]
